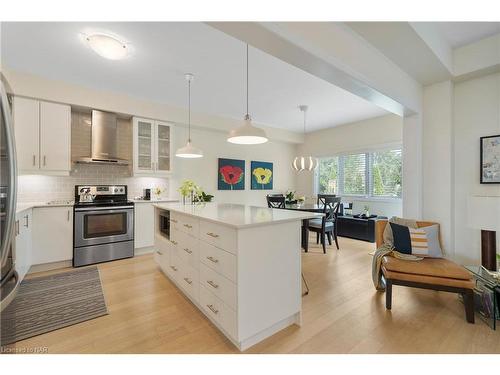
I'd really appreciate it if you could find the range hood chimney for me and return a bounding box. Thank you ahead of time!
[76,110,129,165]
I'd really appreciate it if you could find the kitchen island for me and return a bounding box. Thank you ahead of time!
[152,202,321,351]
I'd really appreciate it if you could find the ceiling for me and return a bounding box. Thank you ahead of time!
[428,22,500,48]
[0,22,388,133]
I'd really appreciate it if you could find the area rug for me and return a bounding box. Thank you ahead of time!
[1,266,108,345]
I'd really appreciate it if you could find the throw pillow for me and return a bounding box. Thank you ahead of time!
[389,222,443,257]
[383,216,418,245]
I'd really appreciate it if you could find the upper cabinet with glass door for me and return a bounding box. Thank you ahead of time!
[133,117,173,176]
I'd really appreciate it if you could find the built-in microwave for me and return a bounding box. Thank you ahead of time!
[158,210,170,240]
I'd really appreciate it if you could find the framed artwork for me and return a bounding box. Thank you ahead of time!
[251,161,273,190]
[480,135,500,184]
[218,158,245,190]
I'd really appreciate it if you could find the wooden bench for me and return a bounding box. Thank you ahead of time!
[376,220,475,323]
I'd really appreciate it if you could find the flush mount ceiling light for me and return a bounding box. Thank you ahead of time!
[227,44,268,145]
[292,105,318,172]
[176,73,203,158]
[84,33,129,60]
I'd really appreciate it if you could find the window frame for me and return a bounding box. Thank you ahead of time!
[315,145,403,202]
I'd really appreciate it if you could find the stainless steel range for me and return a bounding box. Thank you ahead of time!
[73,185,134,267]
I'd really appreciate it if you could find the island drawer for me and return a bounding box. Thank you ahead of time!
[178,259,199,303]
[200,220,237,254]
[200,262,237,310]
[173,230,199,269]
[199,241,237,283]
[200,285,237,339]
[166,252,181,282]
[172,212,199,237]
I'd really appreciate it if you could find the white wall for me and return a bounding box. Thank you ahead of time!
[171,126,295,206]
[453,73,500,264]
[422,81,454,251]
[295,114,403,217]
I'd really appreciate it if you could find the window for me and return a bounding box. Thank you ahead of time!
[317,147,402,199]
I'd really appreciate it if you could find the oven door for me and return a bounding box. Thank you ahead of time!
[74,207,134,248]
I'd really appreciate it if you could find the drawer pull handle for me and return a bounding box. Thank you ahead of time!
[206,256,219,264]
[207,280,219,289]
[156,251,163,255]
[183,224,193,229]
[183,277,193,285]
[207,304,219,314]
[170,240,178,245]
[206,232,219,238]
[183,248,193,254]
[171,219,178,223]
[170,266,178,272]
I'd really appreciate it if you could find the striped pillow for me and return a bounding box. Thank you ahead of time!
[390,222,443,258]
[409,228,429,254]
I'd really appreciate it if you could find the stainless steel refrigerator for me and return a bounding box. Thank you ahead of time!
[0,73,18,313]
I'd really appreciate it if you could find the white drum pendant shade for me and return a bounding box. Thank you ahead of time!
[227,114,268,145]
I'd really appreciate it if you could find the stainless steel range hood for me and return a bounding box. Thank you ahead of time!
[76,110,129,165]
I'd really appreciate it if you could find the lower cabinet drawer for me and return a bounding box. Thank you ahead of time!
[200,285,237,339]
[200,263,237,310]
[179,260,199,303]
[167,253,181,282]
[199,241,237,283]
[175,230,199,269]
[200,220,237,254]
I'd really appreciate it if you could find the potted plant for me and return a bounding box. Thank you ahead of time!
[285,190,297,204]
[178,180,214,204]
[363,205,370,218]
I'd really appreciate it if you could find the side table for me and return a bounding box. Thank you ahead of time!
[465,265,500,330]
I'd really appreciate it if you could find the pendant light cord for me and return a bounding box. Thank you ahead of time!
[246,44,249,117]
[303,108,306,135]
[188,77,191,142]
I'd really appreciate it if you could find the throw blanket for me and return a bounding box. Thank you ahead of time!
[372,243,394,291]
[371,217,420,291]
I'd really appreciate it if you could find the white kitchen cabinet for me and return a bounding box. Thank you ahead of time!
[13,97,71,175]
[134,203,155,249]
[15,209,33,281]
[32,207,73,265]
[133,117,172,176]
[39,101,71,172]
[12,97,39,173]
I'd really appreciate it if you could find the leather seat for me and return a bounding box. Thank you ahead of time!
[382,256,472,280]
[308,219,333,228]
[382,267,475,289]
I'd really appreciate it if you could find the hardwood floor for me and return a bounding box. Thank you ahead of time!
[6,236,500,354]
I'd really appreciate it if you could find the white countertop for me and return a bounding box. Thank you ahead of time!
[131,198,178,204]
[153,202,323,229]
[16,200,74,214]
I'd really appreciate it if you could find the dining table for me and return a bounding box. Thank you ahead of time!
[283,203,325,252]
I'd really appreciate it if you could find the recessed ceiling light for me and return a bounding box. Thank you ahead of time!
[84,33,129,60]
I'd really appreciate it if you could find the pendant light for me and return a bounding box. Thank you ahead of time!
[292,105,318,172]
[176,73,203,158]
[227,44,268,145]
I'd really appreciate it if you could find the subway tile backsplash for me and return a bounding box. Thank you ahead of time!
[18,163,169,202]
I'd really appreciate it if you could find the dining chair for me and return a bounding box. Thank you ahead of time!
[266,195,285,209]
[317,193,336,206]
[308,196,341,253]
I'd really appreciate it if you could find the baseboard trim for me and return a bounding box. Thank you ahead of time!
[28,260,72,274]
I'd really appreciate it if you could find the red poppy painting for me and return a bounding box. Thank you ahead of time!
[218,158,245,190]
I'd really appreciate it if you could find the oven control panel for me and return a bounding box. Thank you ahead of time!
[76,185,126,196]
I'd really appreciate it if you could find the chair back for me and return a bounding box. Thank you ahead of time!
[322,196,341,223]
[375,219,443,249]
[267,195,285,209]
[317,193,336,205]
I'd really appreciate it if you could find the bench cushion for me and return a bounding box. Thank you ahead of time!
[382,267,475,289]
[382,256,472,280]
